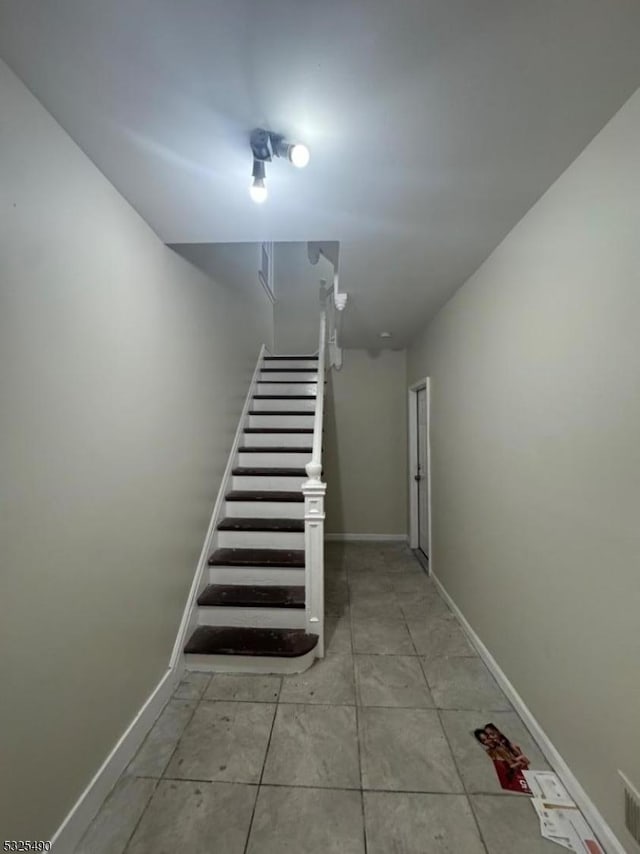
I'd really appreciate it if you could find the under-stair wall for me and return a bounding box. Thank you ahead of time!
[179,347,326,674]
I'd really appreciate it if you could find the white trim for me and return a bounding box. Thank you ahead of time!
[258,242,275,303]
[408,378,432,564]
[197,606,305,629]
[169,344,266,670]
[51,665,179,853]
[431,573,626,854]
[185,646,317,674]
[324,533,408,542]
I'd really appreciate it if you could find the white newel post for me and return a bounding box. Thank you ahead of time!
[304,301,328,659]
[303,468,326,658]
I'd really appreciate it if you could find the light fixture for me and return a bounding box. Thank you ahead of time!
[379,332,392,339]
[249,178,267,204]
[249,158,268,203]
[248,127,310,202]
[289,143,310,168]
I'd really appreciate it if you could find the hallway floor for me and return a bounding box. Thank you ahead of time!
[76,542,558,853]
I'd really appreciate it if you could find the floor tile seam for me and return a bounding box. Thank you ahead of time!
[153,775,490,796]
[355,700,368,852]
[120,772,162,854]
[200,694,281,704]
[155,694,201,788]
[126,772,525,799]
[435,705,491,854]
[155,700,515,721]
[242,677,282,854]
[347,588,369,854]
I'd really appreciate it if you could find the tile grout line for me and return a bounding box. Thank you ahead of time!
[120,684,206,854]
[241,675,282,854]
[134,773,529,799]
[348,596,369,854]
[436,705,491,854]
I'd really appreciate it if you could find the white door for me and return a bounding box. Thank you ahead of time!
[416,386,429,558]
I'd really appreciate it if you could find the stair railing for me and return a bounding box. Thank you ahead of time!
[302,303,327,657]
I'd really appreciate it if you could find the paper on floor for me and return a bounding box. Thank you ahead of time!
[524,771,605,853]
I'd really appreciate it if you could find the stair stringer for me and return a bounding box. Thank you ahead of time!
[169,344,267,673]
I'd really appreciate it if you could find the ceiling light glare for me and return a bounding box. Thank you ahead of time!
[379,332,392,339]
[289,143,310,168]
[249,177,268,204]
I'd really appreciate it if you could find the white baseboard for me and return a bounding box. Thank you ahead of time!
[325,533,408,542]
[51,665,181,853]
[431,573,626,854]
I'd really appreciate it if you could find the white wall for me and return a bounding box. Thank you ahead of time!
[273,242,332,354]
[0,59,273,839]
[170,242,275,354]
[325,349,407,536]
[407,88,640,850]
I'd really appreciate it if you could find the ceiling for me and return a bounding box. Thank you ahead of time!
[1,0,639,348]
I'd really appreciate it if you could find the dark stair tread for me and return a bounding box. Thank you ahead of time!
[264,355,318,361]
[253,394,317,400]
[198,584,304,609]
[226,490,304,502]
[249,410,315,416]
[185,626,318,657]
[218,517,304,533]
[261,368,319,373]
[233,467,307,476]
[259,380,320,383]
[208,547,305,567]
[244,428,313,434]
[239,446,312,453]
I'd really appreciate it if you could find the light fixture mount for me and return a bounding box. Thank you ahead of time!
[248,127,310,202]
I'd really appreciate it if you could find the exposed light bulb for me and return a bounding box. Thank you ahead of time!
[249,177,268,204]
[289,143,310,168]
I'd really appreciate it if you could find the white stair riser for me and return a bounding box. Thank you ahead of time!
[238,451,310,467]
[197,607,305,629]
[233,474,306,490]
[242,432,312,448]
[249,414,314,428]
[259,372,318,382]
[225,501,304,519]
[256,382,317,396]
[185,647,316,674]
[217,529,304,549]
[252,397,316,412]
[209,566,305,586]
[262,360,317,370]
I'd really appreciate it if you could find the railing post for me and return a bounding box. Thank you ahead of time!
[302,474,326,657]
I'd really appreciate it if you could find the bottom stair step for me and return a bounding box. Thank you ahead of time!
[198,584,305,609]
[184,626,318,658]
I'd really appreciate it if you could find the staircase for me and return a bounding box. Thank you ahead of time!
[183,353,325,673]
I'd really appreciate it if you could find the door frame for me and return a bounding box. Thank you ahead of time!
[408,378,432,570]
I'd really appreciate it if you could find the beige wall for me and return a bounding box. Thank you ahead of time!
[273,242,332,354]
[407,88,640,849]
[325,349,407,535]
[0,60,273,839]
[170,242,275,354]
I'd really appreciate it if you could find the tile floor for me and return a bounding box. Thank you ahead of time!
[75,542,559,853]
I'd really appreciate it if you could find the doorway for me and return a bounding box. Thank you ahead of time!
[408,379,431,570]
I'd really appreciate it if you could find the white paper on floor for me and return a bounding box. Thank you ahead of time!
[523,771,605,853]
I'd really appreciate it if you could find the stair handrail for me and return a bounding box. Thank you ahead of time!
[307,306,326,482]
[308,241,345,370]
[302,304,327,657]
